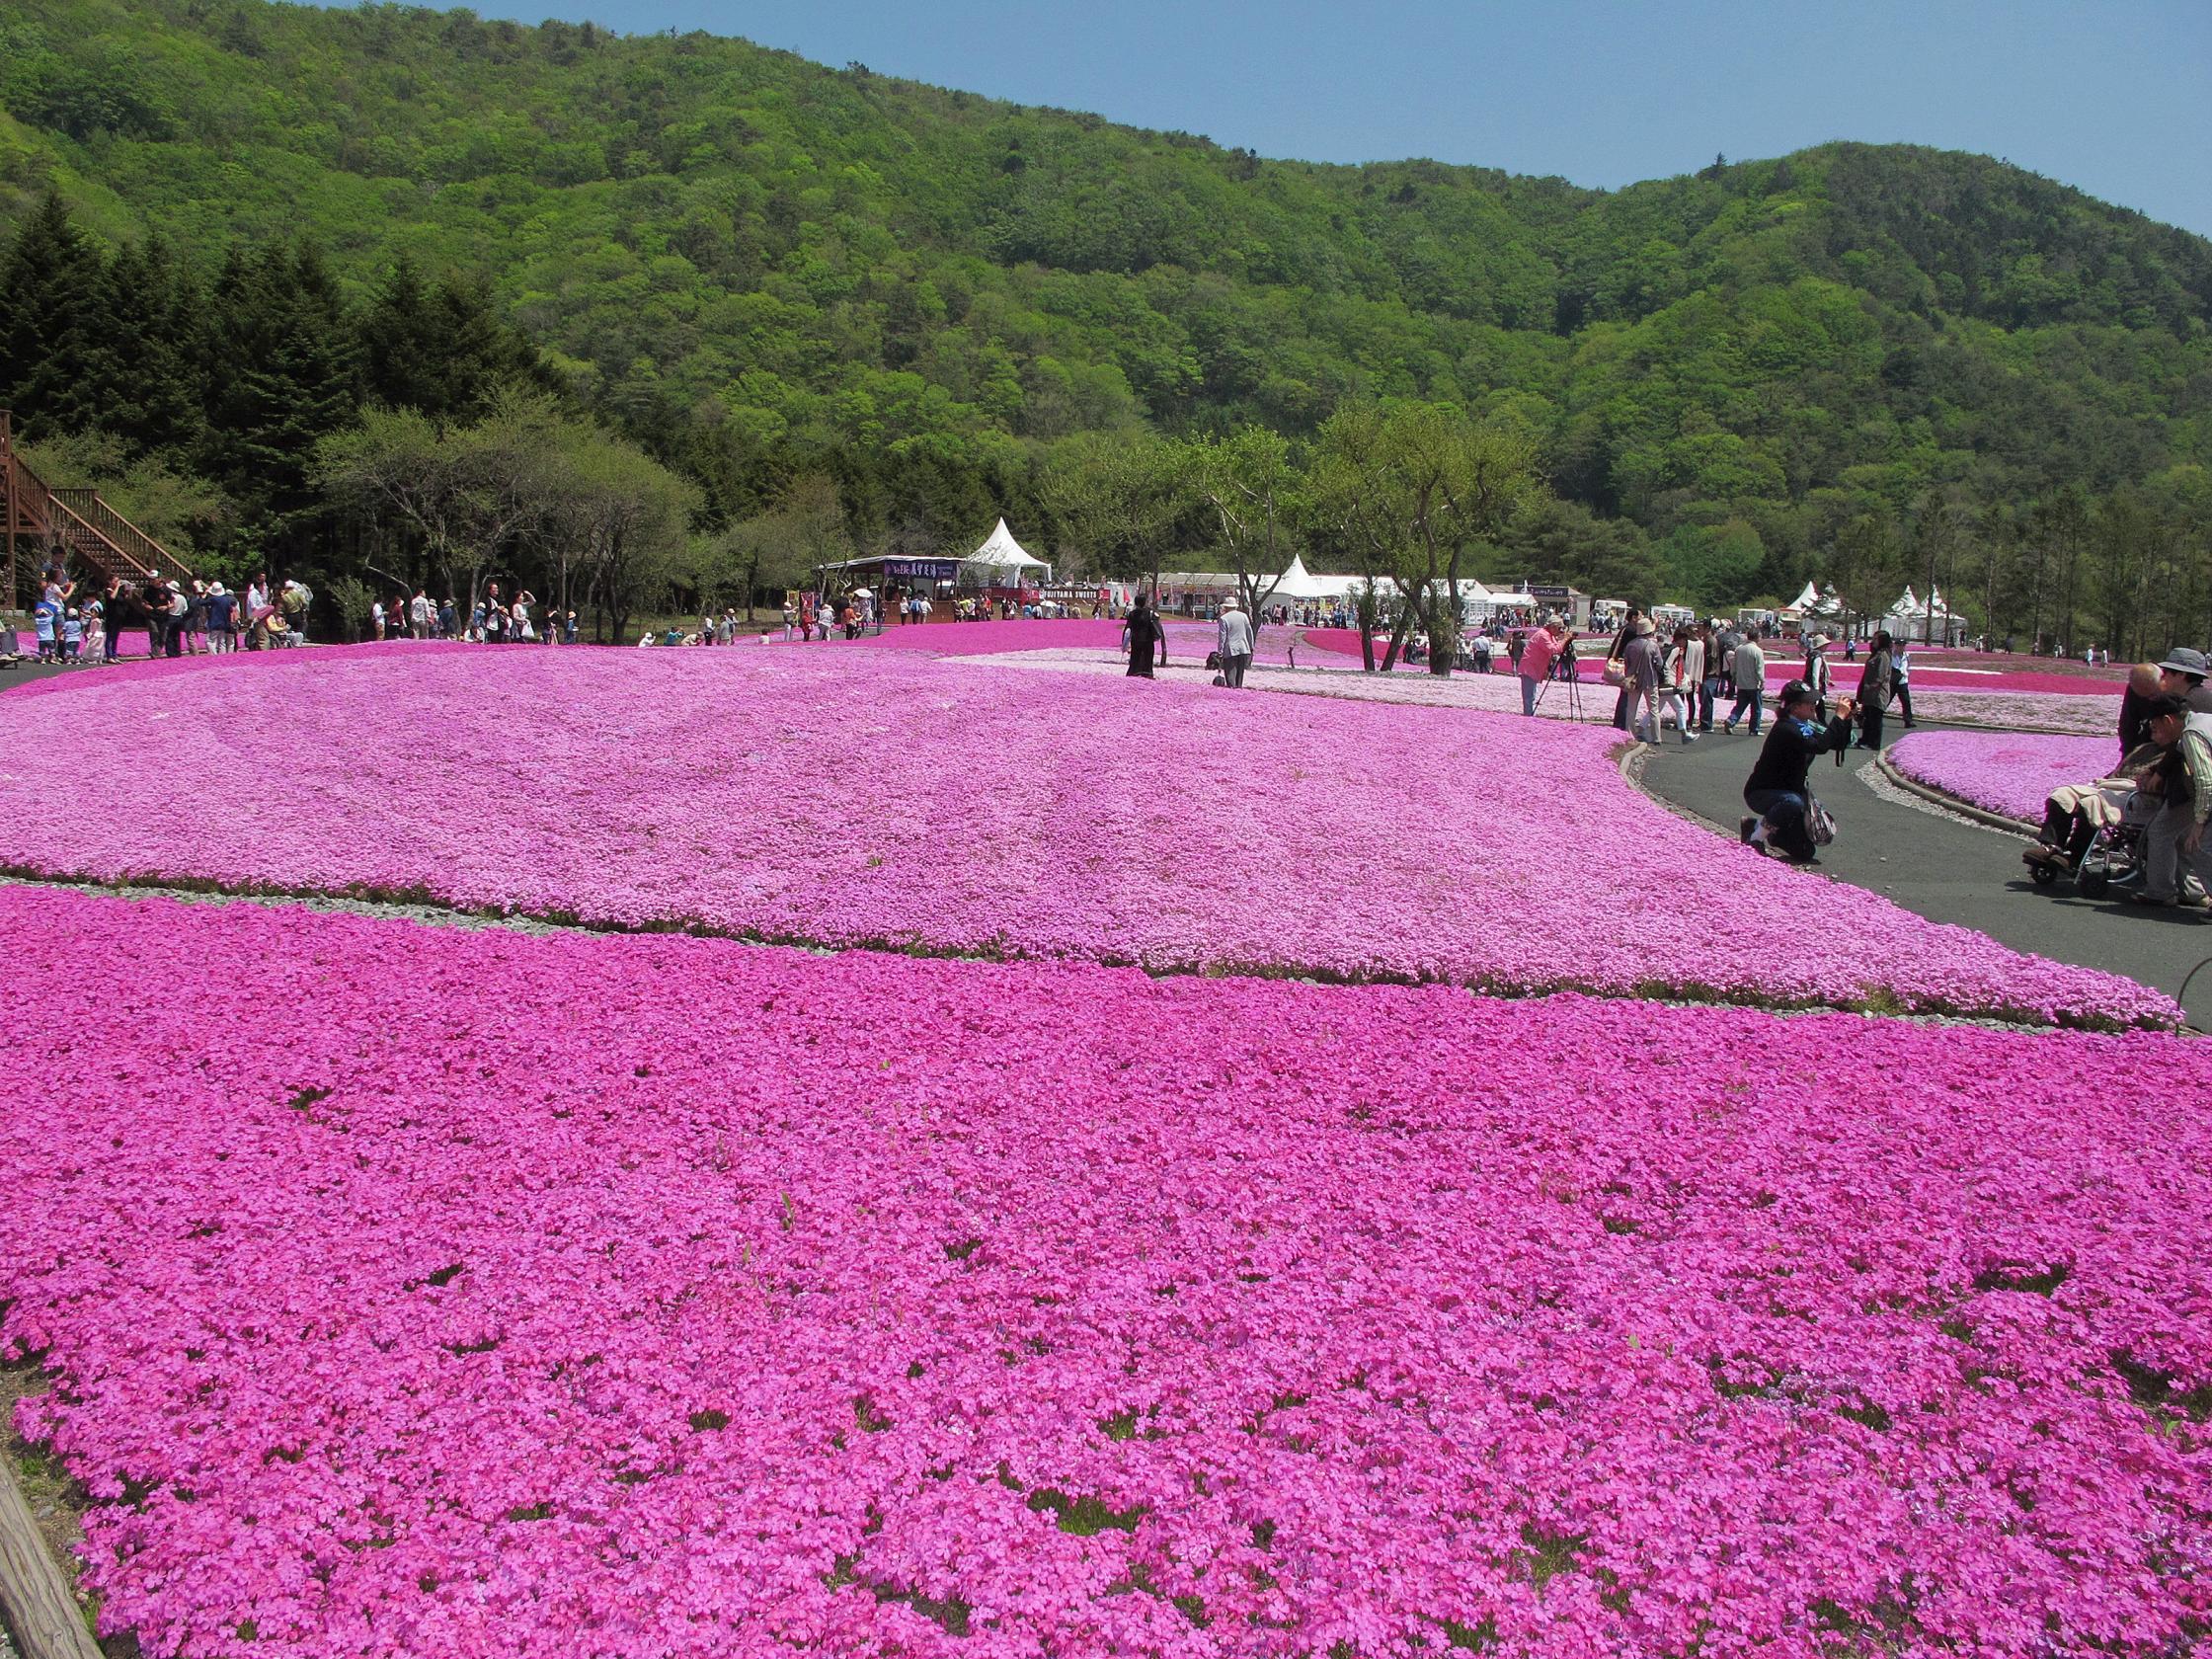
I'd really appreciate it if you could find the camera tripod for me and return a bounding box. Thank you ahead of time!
[1533,665,1587,721]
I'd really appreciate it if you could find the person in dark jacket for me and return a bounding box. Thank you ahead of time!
[1741,679,1858,863]
[1607,607,1643,731]
[1122,593,1165,678]
[1855,631,1894,750]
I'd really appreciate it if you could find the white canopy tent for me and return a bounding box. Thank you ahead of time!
[962,518,1051,582]
[1264,554,1335,603]
[1885,583,1966,644]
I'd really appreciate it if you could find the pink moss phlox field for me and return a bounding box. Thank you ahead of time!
[1889,733,2119,824]
[3,888,2208,1659]
[0,647,2170,1024]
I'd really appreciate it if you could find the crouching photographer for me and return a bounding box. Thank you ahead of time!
[1740,680,1857,864]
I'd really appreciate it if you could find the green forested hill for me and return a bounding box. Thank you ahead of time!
[2,0,2209,619]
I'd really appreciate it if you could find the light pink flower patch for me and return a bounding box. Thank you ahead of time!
[1889,732,2119,823]
[0,646,2169,1025]
[2,888,2206,1659]
[1299,630,2125,696]
[1895,689,2117,736]
[855,617,1124,656]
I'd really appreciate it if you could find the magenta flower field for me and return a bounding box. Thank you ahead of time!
[1888,732,2119,822]
[0,646,2168,1024]
[3,887,2208,1659]
[5,638,2206,1659]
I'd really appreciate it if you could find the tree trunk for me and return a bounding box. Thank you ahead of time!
[1379,608,1414,672]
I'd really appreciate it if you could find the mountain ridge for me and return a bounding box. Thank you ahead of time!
[1,0,2207,617]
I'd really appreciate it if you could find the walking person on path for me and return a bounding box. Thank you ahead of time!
[2126,695,2212,913]
[99,579,126,664]
[1723,630,1766,734]
[1693,620,1719,731]
[1622,616,1663,743]
[1216,597,1254,688]
[1606,607,1644,731]
[1801,633,1833,720]
[144,572,171,658]
[1741,680,1858,864]
[204,584,236,653]
[1658,627,1700,744]
[1708,618,1741,730]
[1890,640,1917,729]
[1856,631,1894,750]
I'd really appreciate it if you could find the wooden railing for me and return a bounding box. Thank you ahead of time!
[2,410,193,601]
[52,489,186,584]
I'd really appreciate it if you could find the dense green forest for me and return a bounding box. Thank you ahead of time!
[1,0,2208,649]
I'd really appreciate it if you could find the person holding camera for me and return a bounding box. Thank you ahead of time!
[1741,679,1857,864]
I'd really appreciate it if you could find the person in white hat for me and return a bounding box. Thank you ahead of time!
[204,583,236,653]
[1801,633,1833,719]
[1216,595,1254,688]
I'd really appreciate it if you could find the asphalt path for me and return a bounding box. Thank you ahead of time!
[0,656,81,687]
[1629,719,2212,1029]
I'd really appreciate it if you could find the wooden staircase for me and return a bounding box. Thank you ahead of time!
[2,409,194,604]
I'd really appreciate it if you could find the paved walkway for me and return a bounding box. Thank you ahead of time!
[1631,721,2212,1029]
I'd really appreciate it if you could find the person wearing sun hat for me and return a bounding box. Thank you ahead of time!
[2127,692,2212,911]
[1800,632,1833,720]
[2156,647,2212,724]
[1216,595,1254,688]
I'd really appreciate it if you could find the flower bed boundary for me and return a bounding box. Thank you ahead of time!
[1873,752,2038,833]
[0,1433,101,1659]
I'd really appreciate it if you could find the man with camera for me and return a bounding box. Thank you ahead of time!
[1741,679,1857,864]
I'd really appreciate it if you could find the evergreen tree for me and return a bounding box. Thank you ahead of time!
[361,257,550,423]
[104,234,205,459]
[201,241,362,547]
[0,190,120,437]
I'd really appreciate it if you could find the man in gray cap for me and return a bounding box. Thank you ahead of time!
[2127,693,2212,912]
[2157,647,2212,721]
[2118,649,2212,908]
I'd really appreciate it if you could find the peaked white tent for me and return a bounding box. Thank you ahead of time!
[1264,555,1335,602]
[962,518,1050,579]
[1784,580,1821,614]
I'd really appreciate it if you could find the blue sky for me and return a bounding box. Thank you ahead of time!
[449,0,2212,237]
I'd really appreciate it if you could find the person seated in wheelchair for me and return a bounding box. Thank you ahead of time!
[2021,696,2181,883]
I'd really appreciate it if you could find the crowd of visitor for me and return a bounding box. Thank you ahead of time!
[13,567,602,663]
[22,569,318,662]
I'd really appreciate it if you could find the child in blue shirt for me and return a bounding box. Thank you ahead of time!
[61,608,84,661]
[32,599,57,662]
